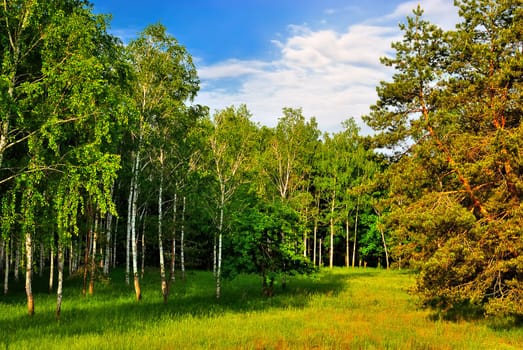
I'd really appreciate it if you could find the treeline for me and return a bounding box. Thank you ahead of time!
[1,0,521,320]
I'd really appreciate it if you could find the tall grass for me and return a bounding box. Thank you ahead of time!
[1,268,521,349]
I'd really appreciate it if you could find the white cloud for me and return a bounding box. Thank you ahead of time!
[380,0,459,30]
[194,0,458,135]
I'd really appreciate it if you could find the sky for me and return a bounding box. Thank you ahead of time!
[91,0,460,135]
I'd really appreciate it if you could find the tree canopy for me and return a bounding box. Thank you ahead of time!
[0,0,521,321]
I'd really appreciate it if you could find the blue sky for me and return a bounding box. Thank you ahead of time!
[91,0,459,134]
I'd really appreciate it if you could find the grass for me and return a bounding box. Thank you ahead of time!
[1,267,522,349]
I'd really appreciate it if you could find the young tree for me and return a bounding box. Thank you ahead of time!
[207,105,257,299]
[226,199,314,296]
[126,23,199,301]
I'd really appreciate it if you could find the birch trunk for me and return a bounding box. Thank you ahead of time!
[0,239,4,279]
[216,192,224,299]
[125,174,133,285]
[49,243,54,293]
[112,217,118,268]
[89,216,98,295]
[319,238,323,267]
[3,239,9,295]
[376,212,390,270]
[56,242,64,319]
[130,151,141,300]
[213,233,217,278]
[345,217,350,267]
[352,194,361,268]
[82,227,90,296]
[39,242,44,277]
[104,211,113,275]
[313,221,317,266]
[14,239,20,282]
[68,240,73,276]
[170,193,177,282]
[158,165,168,303]
[25,232,34,316]
[141,217,145,279]
[181,196,186,281]
[329,189,336,269]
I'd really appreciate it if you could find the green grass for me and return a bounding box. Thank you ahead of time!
[1,268,522,349]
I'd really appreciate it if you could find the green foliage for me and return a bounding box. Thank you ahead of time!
[225,200,316,294]
[366,0,523,317]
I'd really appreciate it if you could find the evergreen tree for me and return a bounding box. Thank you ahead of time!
[365,1,523,317]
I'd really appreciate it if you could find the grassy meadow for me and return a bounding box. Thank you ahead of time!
[1,267,522,349]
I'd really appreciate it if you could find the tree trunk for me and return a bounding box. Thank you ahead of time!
[329,190,336,269]
[140,215,146,279]
[14,238,20,282]
[170,193,177,283]
[375,211,390,270]
[3,238,9,295]
[39,241,45,278]
[68,240,73,276]
[89,216,98,296]
[158,167,168,304]
[56,242,64,319]
[352,194,361,268]
[104,210,113,275]
[126,175,134,285]
[216,193,224,299]
[112,217,118,268]
[82,228,90,296]
[49,242,54,293]
[0,239,4,280]
[345,217,350,268]
[130,152,141,301]
[313,220,317,266]
[181,196,186,281]
[319,238,323,267]
[213,233,217,278]
[25,232,34,316]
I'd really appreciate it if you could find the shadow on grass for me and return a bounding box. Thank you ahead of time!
[427,300,523,330]
[0,267,348,345]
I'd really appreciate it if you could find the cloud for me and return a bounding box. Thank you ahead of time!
[194,0,458,135]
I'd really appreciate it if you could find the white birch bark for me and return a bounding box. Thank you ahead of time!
[125,174,133,285]
[140,211,146,279]
[181,196,186,281]
[329,189,336,269]
[3,239,9,295]
[49,243,54,293]
[104,210,113,275]
[345,217,350,268]
[14,238,20,282]
[319,238,323,267]
[352,194,361,268]
[112,217,118,268]
[158,160,168,303]
[131,152,141,300]
[170,193,177,282]
[68,240,73,276]
[89,216,98,295]
[25,231,34,315]
[56,242,64,318]
[313,222,317,266]
[375,210,390,270]
[39,241,44,277]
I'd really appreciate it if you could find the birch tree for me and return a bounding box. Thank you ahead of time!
[127,23,198,301]
[208,105,257,299]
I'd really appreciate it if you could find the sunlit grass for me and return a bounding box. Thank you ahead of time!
[1,268,521,349]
